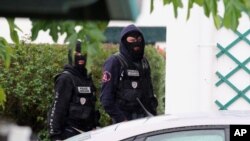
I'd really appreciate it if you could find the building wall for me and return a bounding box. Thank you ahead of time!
[165,2,250,114]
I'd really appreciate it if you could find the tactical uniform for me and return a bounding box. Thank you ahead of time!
[48,65,98,140]
[48,41,99,141]
[101,24,158,123]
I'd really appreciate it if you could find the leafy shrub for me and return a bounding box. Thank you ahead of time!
[0,43,165,140]
[145,45,165,114]
[0,43,68,139]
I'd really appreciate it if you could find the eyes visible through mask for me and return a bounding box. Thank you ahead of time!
[125,35,143,52]
[126,36,142,43]
[75,52,86,66]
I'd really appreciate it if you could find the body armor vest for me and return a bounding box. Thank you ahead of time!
[58,71,96,127]
[115,53,153,112]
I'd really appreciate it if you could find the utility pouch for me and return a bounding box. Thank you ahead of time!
[69,104,92,120]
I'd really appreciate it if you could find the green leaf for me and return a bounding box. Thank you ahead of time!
[163,0,172,5]
[245,0,250,8]
[213,15,223,29]
[187,0,194,20]
[223,0,241,30]
[4,45,12,68]
[0,41,5,60]
[7,18,20,45]
[203,0,210,17]
[10,30,19,45]
[0,36,8,45]
[0,37,12,68]
[65,22,76,35]
[31,20,61,41]
[232,11,240,30]
[61,22,76,43]
[187,0,205,20]
[173,0,183,18]
[0,86,6,109]
[31,20,42,41]
[209,0,217,16]
[7,18,14,29]
[194,0,204,6]
[85,28,106,42]
[202,0,218,17]
[244,0,250,16]
[223,0,229,6]
[232,0,249,18]
[96,21,108,31]
[150,0,154,13]
[49,23,59,42]
[59,22,68,34]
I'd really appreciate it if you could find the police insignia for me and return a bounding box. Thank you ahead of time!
[102,71,111,82]
[78,87,91,93]
[127,70,139,76]
[132,81,138,89]
[80,97,86,105]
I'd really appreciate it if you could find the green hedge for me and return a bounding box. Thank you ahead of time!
[0,43,165,140]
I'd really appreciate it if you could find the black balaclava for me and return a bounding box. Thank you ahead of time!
[120,24,145,61]
[74,41,87,75]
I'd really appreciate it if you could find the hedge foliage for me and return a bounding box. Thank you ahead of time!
[0,43,165,140]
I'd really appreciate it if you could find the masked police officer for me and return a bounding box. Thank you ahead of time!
[100,24,158,124]
[48,41,99,141]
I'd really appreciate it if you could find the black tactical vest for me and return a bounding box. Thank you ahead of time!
[115,53,153,112]
[58,71,96,124]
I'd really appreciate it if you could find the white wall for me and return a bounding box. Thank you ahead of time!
[165,3,213,114]
[165,2,250,114]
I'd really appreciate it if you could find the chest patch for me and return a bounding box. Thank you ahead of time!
[127,70,140,77]
[80,97,86,105]
[131,81,138,89]
[78,86,91,93]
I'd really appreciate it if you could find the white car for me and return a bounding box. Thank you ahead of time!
[65,111,250,141]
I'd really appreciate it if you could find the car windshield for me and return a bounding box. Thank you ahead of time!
[145,129,225,141]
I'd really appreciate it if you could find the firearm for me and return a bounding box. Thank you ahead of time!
[75,40,81,53]
[68,48,72,65]
[136,98,153,117]
[68,40,82,65]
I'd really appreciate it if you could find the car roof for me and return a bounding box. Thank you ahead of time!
[65,110,250,141]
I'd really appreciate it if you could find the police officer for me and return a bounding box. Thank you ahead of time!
[48,41,99,141]
[100,24,158,124]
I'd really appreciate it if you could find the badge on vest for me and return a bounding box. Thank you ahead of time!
[78,87,91,93]
[127,70,140,77]
[80,97,86,105]
[131,81,138,89]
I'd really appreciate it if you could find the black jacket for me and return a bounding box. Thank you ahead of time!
[100,25,158,123]
[48,65,97,140]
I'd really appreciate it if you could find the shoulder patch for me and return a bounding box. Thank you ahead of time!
[102,71,111,82]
